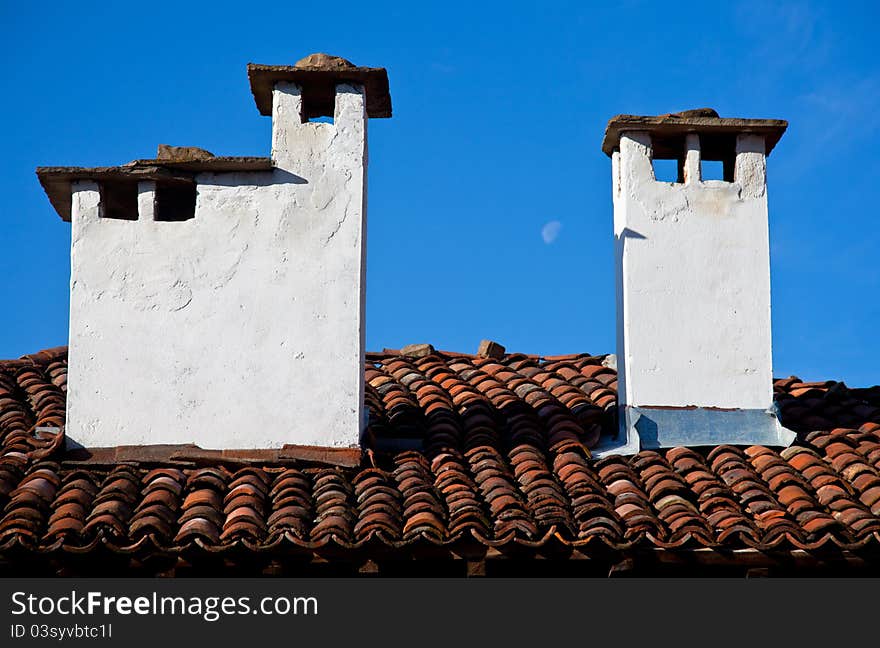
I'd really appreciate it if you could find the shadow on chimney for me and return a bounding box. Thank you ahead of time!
[204,169,308,188]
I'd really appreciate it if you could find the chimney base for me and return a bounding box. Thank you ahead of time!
[622,405,796,450]
[590,427,641,459]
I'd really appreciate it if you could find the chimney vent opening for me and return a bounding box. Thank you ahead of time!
[700,159,725,181]
[297,84,338,124]
[99,181,138,220]
[650,134,686,183]
[652,158,681,183]
[695,133,737,182]
[155,182,197,221]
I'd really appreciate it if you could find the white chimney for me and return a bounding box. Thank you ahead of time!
[37,53,391,453]
[600,109,795,454]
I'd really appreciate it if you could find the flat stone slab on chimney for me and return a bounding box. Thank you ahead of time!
[602,112,788,156]
[247,54,391,119]
[37,156,272,221]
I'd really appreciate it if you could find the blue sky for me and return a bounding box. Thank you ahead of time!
[1,1,878,385]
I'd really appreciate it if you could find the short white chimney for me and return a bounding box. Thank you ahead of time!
[37,53,391,453]
[601,108,795,454]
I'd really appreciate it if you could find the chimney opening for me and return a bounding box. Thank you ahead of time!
[650,134,686,183]
[154,182,197,221]
[696,134,737,182]
[300,88,336,124]
[700,159,725,181]
[652,158,681,183]
[99,181,138,220]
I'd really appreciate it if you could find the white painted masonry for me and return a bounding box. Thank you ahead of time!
[66,83,368,449]
[613,130,773,411]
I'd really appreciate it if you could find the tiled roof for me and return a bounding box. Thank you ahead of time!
[2,346,880,576]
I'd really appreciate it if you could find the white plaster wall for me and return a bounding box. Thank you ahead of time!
[66,83,367,449]
[614,132,773,410]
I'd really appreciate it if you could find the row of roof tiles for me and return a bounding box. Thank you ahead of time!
[2,428,880,554]
[0,347,879,567]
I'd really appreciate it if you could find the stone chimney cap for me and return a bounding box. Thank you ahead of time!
[294,53,356,70]
[601,109,787,157]
[156,144,215,161]
[663,108,719,119]
[248,53,392,119]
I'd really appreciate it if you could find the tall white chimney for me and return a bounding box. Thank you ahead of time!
[601,109,795,454]
[37,53,391,453]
